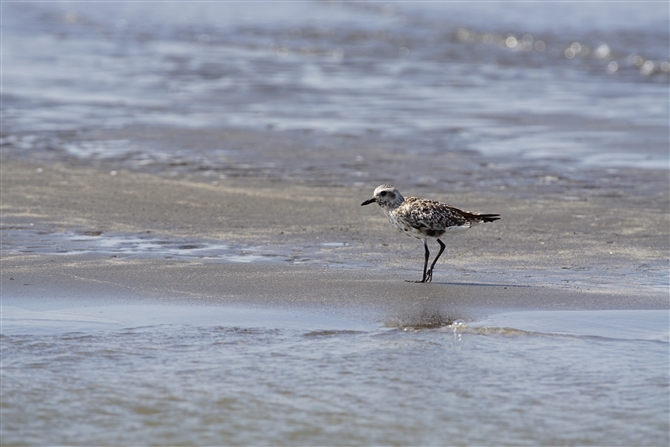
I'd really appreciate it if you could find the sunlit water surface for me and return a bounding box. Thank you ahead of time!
[3,1,668,170]
[2,305,668,446]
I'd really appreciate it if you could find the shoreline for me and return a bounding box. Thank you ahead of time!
[4,256,667,336]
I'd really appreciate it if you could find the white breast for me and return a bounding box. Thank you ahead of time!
[386,213,426,239]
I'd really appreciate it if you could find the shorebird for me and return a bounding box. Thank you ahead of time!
[361,184,500,283]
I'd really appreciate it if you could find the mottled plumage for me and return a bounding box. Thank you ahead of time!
[361,185,500,283]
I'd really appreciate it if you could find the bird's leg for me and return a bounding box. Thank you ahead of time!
[421,240,430,282]
[426,239,446,283]
[406,240,430,283]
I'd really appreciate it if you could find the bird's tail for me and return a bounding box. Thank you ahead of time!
[478,214,501,223]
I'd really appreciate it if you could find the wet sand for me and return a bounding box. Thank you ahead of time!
[2,151,667,324]
[3,256,666,331]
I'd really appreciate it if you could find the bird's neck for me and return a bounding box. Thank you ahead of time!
[381,194,404,213]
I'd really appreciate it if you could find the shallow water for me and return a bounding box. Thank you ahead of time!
[3,1,668,171]
[2,302,668,446]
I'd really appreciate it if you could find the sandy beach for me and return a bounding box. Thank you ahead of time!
[3,141,668,334]
[2,147,668,305]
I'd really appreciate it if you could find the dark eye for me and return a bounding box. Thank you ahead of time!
[380,191,387,197]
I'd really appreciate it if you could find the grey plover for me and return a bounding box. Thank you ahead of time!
[361,185,500,283]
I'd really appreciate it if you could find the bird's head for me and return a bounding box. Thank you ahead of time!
[361,185,404,210]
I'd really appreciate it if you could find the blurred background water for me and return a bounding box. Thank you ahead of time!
[3,0,668,170]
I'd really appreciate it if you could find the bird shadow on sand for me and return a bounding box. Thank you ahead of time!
[418,281,530,288]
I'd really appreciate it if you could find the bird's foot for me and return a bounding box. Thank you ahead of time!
[406,271,432,283]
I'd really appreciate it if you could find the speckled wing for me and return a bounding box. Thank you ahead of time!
[397,197,471,232]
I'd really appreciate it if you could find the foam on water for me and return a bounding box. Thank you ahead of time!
[0,227,373,269]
